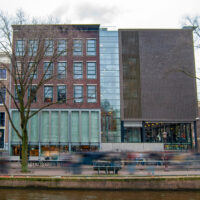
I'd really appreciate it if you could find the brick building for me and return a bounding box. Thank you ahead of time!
[10,25,101,156]
[0,53,10,151]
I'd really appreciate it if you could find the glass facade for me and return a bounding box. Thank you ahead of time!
[11,110,100,155]
[100,29,121,143]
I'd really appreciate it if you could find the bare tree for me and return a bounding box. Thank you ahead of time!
[0,10,66,172]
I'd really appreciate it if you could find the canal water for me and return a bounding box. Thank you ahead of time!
[0,189,200,200]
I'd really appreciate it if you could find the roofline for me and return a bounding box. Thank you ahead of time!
[118,28,192,31]
[12,24,100,27]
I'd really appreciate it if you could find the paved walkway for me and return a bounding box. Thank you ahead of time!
[2,163,200,177]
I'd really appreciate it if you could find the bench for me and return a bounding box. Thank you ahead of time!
[93,161,122,174]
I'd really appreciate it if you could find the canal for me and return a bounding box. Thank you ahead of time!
[0,189,200,200]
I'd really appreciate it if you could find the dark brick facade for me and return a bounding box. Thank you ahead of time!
[11,25,100,110]
[120,29,198,122]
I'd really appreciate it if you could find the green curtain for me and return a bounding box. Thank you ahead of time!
[60,111,68,143]
[30,112,39,143]
[41,111,49,142]
[71,111,79,142]
[81,111,89,143]
[51,111,59,142]
[11,111,21,142]
[91,111,99,142]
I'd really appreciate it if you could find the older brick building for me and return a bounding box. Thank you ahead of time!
[10,25,101,156]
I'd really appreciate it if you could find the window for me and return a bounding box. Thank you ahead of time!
[57,85,66,103]
[29,40,38,56]
[44,40,54,56]
[73,39,82,56]
[0,129,4,149]
[44,86,53,102]
[74,85,83,103]
[0,87,6,104]
[15,85,21,102]
[0,69,6,80]
[87,85,96,103]
[87,39,96,56]
[73,62,83,79]
[44,62,53,79]
[57,62,66,79]
[28,62,37,79]
[16,40,25,56]
[0,113,5,127]
[58,39,67,55]
[87,62,96,79]
[28,85,37,103]
[16,62,23,78]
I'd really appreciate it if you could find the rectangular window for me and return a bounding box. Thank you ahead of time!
[28,62,37,79]
[57,62,66,79]
[0,69,6,80]
[73,39,82,56]
[73,62,83,79]
[44,62,53,79]
[44,40,54,56]
[58,39,67,56]
[57,85,66,103]
[44,86,53,102]
[28,40,38,56]
[87,39,96,56]
[74,85,83,103]
[0,113,5,127]
[0,87,6,104]
[0,129,4,149]
[28,85,37,103]
[15,85,21,102]
[87,85,97,103]
[16,40,25,56]
[16,62,22,78]
[87,62,96,79]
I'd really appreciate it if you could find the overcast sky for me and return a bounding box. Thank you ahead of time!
[0,0,200,28]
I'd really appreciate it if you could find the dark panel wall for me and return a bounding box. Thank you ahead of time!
[120,29,197,121]
[119,31,141,119]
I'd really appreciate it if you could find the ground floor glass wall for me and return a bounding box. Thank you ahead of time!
[10,109,100,156]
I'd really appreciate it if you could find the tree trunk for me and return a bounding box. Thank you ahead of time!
[21,129,28,172]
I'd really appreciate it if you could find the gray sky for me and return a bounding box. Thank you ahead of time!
[1,0,200,97]
[0,0,200,28]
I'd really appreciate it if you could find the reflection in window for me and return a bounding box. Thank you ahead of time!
[44,40,54,56]
[28,40,38,56]
[87,85,96,103]
[44,62,53,79]
[15,85,21,102]
[16,40,25,56]
[87,39,96,56]
[57,62,66,79]
[74,85,83,103]
[73,39,82,56]
[28,62,37,79]
[44,86,53,102]
[58,39,67,55]
[87,62,96,79]
[57,85,66,103]
[0,129,4,148]
[28,85,37,103]
[0,69,6,80]
[0,87,6,104]
[73,62,83,79]
[0,112,5,127]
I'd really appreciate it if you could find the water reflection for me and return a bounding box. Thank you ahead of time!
[0,190,200,200]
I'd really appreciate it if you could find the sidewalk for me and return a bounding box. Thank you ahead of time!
[3,163,200,177]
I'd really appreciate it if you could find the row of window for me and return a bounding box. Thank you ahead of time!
[14,85,97,103]
[16,39,96,56]
[16,61,97,80]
